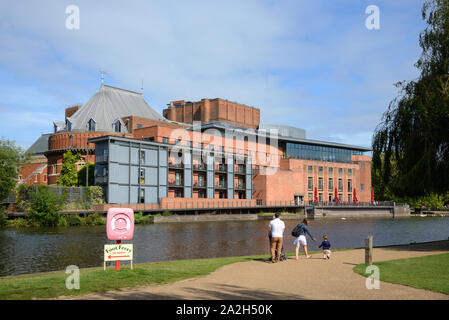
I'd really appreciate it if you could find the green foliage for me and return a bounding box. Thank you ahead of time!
[0,206,8,228]
[85,212,105,225]
[134,211,151,224]
[65,214,82,226]
[27,186,65,227]
[0,139,25,202]
[372,0,449,198]
[162,210,172,216]
[57,150,81,187]
[77,162,95,187]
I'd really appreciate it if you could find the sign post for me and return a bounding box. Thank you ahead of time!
[105,208,135,271]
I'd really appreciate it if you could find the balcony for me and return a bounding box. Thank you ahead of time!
[215,182,227,189]
[193,181,206,188]
[95,176,108,184]
[192,163,207,171]
[168,180,183,187]
[215,164,227,172]
[95,155,108,163]
[168,162,184,170]
[235,183,245,190]
[235,166,246,175]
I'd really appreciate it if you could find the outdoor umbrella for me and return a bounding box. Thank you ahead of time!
[334,187,339,203]
[371,188,375,203]
[353,188,358,203]
[314,187,318,204]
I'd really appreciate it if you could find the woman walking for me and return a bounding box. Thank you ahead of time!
[293,218,316,260]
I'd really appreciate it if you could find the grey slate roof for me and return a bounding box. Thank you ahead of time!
[26,133,51,155]
[66,84,165,133]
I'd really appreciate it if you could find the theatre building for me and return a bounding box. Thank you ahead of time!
[21,84,372,208]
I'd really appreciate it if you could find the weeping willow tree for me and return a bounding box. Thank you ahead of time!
[372,0,449,200]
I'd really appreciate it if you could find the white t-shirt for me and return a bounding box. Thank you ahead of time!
[269,218,285,238]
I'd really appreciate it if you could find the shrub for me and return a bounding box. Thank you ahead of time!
[27,186,64,227]
[135,211,151,224]
[66,214,82,226]
[0,206,8,228]
[85,212,105,225]
[162,210,172,216]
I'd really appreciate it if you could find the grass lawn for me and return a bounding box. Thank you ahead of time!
[353,253,449,295]
[0,255,266,300]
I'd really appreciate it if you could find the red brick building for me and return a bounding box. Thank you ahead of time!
[20,84,372,207]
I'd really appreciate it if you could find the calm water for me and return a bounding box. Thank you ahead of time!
[0,216,448,276]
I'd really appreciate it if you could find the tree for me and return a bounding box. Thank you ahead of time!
[77,162,95,187]
[0,139,25,201]
[57,150,81,187]
[372,0,449,198]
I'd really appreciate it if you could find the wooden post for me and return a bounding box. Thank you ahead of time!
[365,235,373,265]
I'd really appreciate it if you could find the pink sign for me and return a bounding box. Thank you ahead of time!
[106,208,134,240]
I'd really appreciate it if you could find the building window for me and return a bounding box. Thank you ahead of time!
[308,166,312,174]
[175,189,182,198]
[361,184,365,191]
[348,179,352,191]
[175,139,181,145]
[360,162,365,168]
[219,191,226,199]
[318,193,323,202]
[338,168,343,176]
[137,124,143,129]
[198,190,205,198]
[328,194,333,202]
[339,194,343,202]
[175,172,182,185]
[308,177,313,190]
[139,188,145,203]
[318,166,323,175]
[102,167,108,177]
[308,193,313,202]
[338,178,343,191]
[348,168,352,176]
[88,118,96,131]
[328,178,333,191]
[162,137,169,144]
[140,168,145,184]
[140,150,145,164]
[66,120,72,132]
[328,167,333,175]
[113,120,121,133]
[198,174,204,186]
[348,194,352,203]
[318,177,323,190]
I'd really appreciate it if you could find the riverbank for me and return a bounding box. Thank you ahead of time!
[1,240,448,300]
[65,240,449,300]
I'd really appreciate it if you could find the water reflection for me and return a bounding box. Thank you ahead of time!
[0,217,448,276]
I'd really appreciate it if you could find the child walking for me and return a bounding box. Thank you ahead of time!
[319,235,331,259]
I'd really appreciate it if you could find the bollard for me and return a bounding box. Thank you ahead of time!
[365,235,373,265]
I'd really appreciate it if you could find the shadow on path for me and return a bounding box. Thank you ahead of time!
[76,283,306,300]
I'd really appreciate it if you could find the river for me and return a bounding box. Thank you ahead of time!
[0,216,448,276]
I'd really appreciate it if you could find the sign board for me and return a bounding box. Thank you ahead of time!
[106,208,135,240]
[104,244,133,269]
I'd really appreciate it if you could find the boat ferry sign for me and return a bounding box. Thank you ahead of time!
[104,244,133,269]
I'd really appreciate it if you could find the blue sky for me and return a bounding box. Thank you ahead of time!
[0,0,426,150]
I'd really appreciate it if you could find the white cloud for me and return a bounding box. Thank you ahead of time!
[0,0,426,149]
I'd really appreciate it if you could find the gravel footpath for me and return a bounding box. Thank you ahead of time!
[63,240,449,300]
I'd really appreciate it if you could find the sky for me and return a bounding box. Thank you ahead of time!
[0,0,426,151]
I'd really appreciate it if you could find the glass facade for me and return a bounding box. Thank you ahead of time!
[285,142,364,163]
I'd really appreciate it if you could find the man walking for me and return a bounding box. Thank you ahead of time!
[268,213,285,263]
